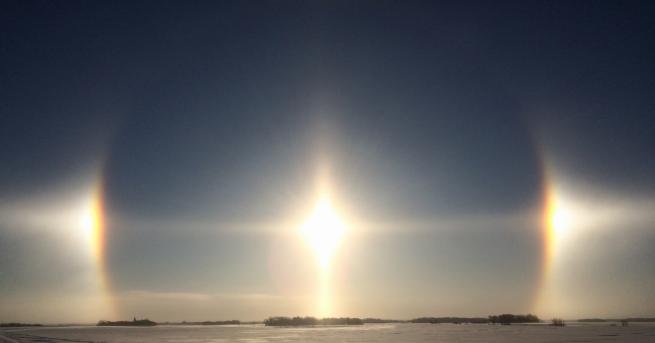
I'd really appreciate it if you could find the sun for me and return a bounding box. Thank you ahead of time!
[79,193,103,254]
[301,197,346,269]
[546,191,572,240]
[551,206,571,237]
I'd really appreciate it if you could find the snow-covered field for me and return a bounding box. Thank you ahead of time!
[2,323,655,342]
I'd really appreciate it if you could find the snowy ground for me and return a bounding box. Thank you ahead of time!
[2,323,655,342]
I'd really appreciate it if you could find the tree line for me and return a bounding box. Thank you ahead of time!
[488,314,540,325]
[411,317,488,324]
[264,317,364,326]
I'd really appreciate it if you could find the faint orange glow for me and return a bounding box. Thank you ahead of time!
[299,178,348,316]
[536,174,580,316]
[318,269,331,317]
[79,178,116,320]
[534,179,561,316]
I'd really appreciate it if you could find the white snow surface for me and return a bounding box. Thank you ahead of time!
[2,323,655,342]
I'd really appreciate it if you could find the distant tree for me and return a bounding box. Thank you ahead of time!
[624,318,655,322]
[319,317,363,325]
[0,323,43,327]
[264,316,318,326]
[362,318,400,323]
[492,314,540,325]
[200,320,240,325]
[551,318,565,326]
[264,316,363,326]
[411,317,489,324]
[97,318,156,326]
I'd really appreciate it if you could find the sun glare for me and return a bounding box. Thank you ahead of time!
[547,190,574,241]
[302,197,346,269]
[78,191,104,258]
[81,204,95,240]
[551,206,571,237]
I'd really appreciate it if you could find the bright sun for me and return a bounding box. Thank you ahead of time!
[302,197,346,269]
[548,193,573,239]
[551,206,571,237]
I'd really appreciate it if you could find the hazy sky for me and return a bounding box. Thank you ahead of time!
[1,1,654,323]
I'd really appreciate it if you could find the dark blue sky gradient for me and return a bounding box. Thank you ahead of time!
[2,1,653,216]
